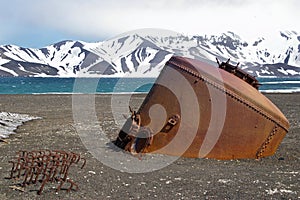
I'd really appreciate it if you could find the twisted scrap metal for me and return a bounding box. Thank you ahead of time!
[8,149,86,195]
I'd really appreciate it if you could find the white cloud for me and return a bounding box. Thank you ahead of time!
[1,0,300,46]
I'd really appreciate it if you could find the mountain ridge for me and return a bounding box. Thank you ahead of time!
[0,31,299,78]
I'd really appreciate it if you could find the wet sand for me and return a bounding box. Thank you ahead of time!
[0,93,299,199]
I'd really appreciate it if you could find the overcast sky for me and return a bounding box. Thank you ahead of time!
[0,0,299,48]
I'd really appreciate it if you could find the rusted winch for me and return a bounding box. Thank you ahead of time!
[114,56,289,160]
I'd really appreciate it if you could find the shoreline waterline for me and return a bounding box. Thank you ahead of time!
[1,77,300,94]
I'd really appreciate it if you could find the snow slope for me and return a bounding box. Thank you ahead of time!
[0,31,299,77]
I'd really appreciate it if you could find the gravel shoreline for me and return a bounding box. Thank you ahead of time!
[0,93,299,199]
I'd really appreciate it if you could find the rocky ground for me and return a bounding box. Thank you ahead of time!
[0,93,299,199]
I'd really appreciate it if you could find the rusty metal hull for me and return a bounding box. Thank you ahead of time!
[115,56,290,159]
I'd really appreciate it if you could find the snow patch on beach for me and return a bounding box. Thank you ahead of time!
[275,171,299,175]
[0,112,41,139]
[265,188,297,195]
[217,179,232,184]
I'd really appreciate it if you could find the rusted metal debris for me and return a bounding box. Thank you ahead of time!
[115,106,153,157]
[8,149,86,195]
[115,56,289,160]
[216,58,261,89]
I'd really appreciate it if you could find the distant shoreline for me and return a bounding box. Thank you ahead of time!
[1,77,300,94]
[0,91,299,95]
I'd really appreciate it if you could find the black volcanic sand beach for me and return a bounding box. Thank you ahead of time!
[0,93,299,199]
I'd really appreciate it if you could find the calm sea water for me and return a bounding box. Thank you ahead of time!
[0,77,155,94]
[0,77,300,94]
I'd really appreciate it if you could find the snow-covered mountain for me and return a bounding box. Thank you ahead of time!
[0,31,300,77]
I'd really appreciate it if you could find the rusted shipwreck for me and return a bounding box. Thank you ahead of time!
[114,56,289,160]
